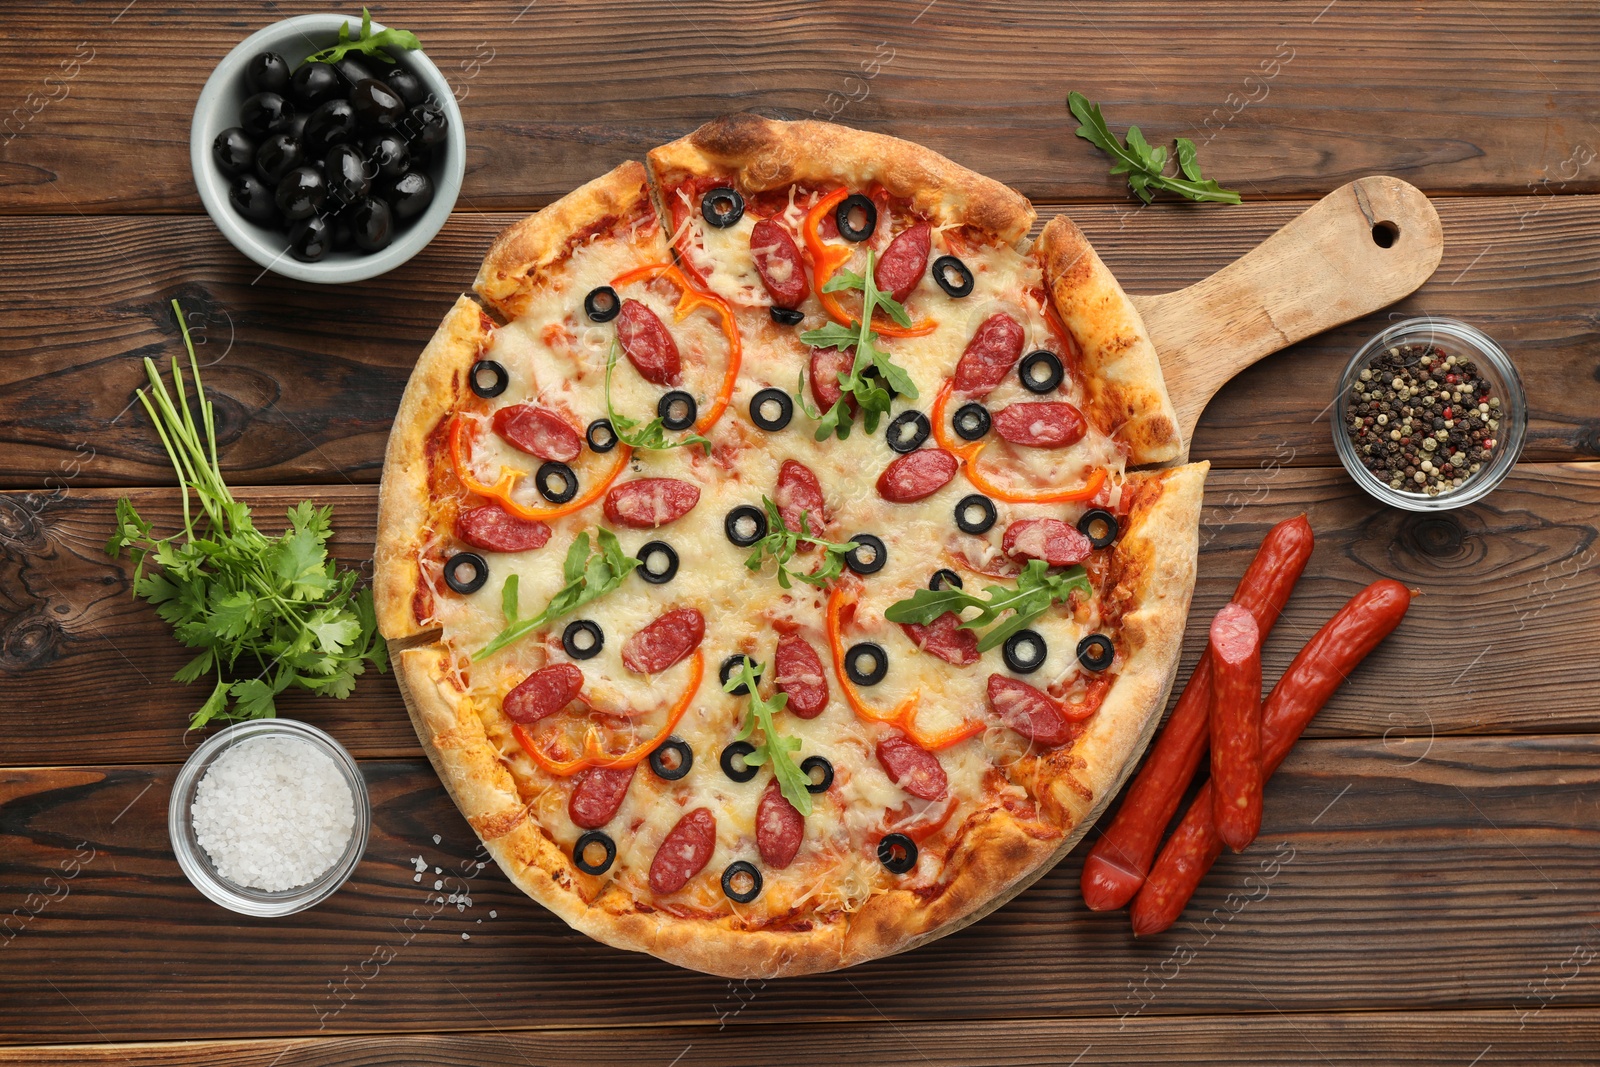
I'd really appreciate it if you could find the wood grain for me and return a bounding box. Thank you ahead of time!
[2,736,1597,1042]
[3,464,1595,766]
[1,1,1597,213]
[0,195,1596,489]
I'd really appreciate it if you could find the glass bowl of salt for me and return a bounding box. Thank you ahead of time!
[169,718,370,916]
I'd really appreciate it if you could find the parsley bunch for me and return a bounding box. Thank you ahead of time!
[743,497,856,590]
[603,342,711,453]
[797,251,920,441]
[105,301,387,729]
[476,529,638,659]
[884,560,1092,653]
[303,8,421,67]
[1068,92,1242,205]
[723,658,813,815]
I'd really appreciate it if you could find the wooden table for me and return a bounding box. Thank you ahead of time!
[3,2,1598,1061]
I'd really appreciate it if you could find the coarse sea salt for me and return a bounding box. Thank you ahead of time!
[190,735,355,892]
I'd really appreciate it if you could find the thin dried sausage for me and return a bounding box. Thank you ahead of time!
[875,735,948,801]
[621,607,705,674]
[877,448,959,503]
[604,478,701,528]
[502,663,584,725]
[492,404,583,462]
[775,459,827,537]
[1002,518,1092,567]
[874,222,931,303]
[750,218,808,308]
[756,778,805,869]
[774,632,829,718]
[649,807,716,894]
[616,299,682,385]
[986,674,1083,746]
[568,765,634,829]
[1209,604,1263,852]
[900,611,979,667]
[455,504,551,553]
[809,346,856,413]
[952,313,1025,397]
[991,402,1087,448]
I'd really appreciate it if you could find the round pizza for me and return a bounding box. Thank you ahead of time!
[375,115,1207,978]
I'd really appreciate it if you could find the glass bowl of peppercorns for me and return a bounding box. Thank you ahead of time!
[1333,316,1526,512]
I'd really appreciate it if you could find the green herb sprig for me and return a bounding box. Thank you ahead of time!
[1067,92,1242,205]
[303,8,421,66]
[475,529,638,660]
[722,658,813,816]
[797,251,919,441]
[105,301,387,729]
[883,560,1092,653]
[603,342,711,453]
[743,497,857,590]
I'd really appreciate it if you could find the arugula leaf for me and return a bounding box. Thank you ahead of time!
[106,300,387,729]
[475,528,639,660]
[722,658,813,816]
[798,251,919,441]
[603,342,712,453]
[884,560,1092,653]
[302,7,422,66]
[1067,92,1242,205]
[743,497,857,590]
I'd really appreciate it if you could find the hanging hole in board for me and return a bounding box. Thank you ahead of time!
[1371,221,1399,248]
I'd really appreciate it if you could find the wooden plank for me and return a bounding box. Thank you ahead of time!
[0,195,1595,489]
[3,464,1595,767]
[2,736,1598,1042]
[1,1,1597,213]
[3,1010,1599,1064]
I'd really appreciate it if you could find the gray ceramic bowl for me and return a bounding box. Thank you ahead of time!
[190,13,465,283]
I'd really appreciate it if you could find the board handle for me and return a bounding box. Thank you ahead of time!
[1130,176,1443,454]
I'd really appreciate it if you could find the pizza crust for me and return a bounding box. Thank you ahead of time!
[1036,215,1183,465]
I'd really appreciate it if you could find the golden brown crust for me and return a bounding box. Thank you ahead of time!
[648,114,1035,246]
[1037,215,1183,465]
[473,160,653,320]
[373,295,487,641]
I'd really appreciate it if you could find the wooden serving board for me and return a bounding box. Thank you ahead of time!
[1129,176,1444,461]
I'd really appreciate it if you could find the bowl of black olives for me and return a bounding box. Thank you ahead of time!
[190,12,464,283]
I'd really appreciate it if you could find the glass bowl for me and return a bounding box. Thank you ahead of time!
[169,718,370,916]
[1331,316,1526,512]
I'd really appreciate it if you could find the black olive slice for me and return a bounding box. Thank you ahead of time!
[657,390,698,431]
[1077,508,1120,550]
[648,736,693,780]
[845,642,888,686]
[536,462,578,503]
[469,359,508,398]
[443,552,488,594]
[835,194,877,242]
[1077,633,1115,672]
[878,832,918,874]
[584,285,620,323]
[749,387,794,431]
[953,401,991,441]
[637,540,679,584]
[725,505,769,547]
[1003,629,1048,674]
[932,255,974,297]
[721,860,763,903]
[573,831,616,875]
[719,654,761,695]
[886,410,931,454]
[586,418,618,453]
[701,187,745,228]
[929,568,964,592]
[770,306,805,326]
[801,755,834,794]
[844,534,886,575]
[720,741,759,783]
[562,619,604,660]
[954,494,998,535]
[1019,350,1064,394]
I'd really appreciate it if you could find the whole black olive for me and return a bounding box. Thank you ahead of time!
[362,132,410,180]
[290,61,343,108]
[302,99,357,154]
[333,54,376,87]
[323,143,370,206]
[389,170,434,221]
[254,132,303,185]
[244,51,291,96]
[287,214,332,262]
[212,127,256,176]
[384,66,426,108]
[351,196,394,251]
[350,78,405,128]
[274,166,326,221]
[405,101,449,150]
[282,112,309,141]
[228,173,277,224]
[239,92,292,139]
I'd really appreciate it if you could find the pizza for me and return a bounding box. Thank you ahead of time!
[375,115,1207,978]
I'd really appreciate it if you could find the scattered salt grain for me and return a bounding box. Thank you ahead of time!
[433,835,441,844]
[489,910,497,918]
[434,879,444,891]
[413,873,422,883]
[190,735,354,892]
[462,933,470,940]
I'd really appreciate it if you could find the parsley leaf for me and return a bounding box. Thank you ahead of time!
[723,657,813,816]
[883,560,1092,653]
[603,341,712,453]
[743,497,857,590]
[302,7,422,66]
[475,528,639,660]
[1067,92,1242,205]
[798,251,919,441]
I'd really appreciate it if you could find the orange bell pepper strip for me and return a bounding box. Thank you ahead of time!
[448,415,631,522]
[610,262,741,434]
[826,583,983,751]
[929,381,1108,504]
[802,188,936,340]
[512,651,704,776]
